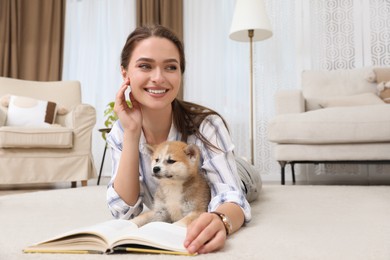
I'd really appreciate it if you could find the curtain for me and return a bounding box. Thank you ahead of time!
[136,0,184,99]
[62,0,136,178]
[0,0,65,81]
[136,0,183,40]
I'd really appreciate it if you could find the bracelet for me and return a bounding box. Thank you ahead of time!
[211,211,233,236]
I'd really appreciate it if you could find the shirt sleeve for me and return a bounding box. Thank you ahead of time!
[105,121,144,219]
[196,115,252,223]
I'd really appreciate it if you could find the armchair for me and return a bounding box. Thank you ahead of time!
[0,77,97,187]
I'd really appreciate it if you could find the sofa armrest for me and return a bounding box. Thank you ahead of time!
[274,89,305,115]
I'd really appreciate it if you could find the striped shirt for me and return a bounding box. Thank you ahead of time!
[106,114,252,222]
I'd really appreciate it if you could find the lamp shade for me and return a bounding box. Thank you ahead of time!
[229,0,273,42]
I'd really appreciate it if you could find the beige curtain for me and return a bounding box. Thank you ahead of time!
[136,0,184,99]
[0,0,65,81]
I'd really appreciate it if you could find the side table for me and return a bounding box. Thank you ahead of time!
[97,128,111,185]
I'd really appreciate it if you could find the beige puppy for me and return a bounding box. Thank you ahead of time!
[131,141,211,227]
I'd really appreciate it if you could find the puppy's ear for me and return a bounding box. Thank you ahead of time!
[184,144,200,162]
[145,144,155,156]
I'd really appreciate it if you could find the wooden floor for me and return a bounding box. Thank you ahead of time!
[0,177,110,196]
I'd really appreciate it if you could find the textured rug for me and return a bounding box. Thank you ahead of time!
[1,185,389,260]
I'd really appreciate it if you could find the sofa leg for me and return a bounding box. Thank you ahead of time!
[291,162,296,184]
[71,181,77,188]
[278,161,287,185]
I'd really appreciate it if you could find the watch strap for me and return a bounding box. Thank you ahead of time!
[211,211,233,236]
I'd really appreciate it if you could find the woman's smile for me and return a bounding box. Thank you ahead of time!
[145,88,168,95]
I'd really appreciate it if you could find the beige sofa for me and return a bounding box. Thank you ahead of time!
[0,77,96,186]
[267,67,390,184]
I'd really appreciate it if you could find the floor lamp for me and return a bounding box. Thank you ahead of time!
[229,0,273,165]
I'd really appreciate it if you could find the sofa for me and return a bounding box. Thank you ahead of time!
[0,77,97,187]
[267,67,390,184]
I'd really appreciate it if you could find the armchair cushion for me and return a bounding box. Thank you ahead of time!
[3,95,57,127]
[0,126,73,148]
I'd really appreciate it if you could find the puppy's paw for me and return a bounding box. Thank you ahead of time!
[173,221,187,227]
[131,216,147,227]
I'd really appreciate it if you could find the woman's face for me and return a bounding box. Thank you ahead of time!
[122,36,182,111]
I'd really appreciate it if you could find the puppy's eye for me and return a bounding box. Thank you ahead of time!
[155,158,159,163]
[167,159,176,164]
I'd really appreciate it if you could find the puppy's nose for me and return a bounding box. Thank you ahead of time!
[153,166,161,173]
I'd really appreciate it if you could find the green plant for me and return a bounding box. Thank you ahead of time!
[102,101,131,140]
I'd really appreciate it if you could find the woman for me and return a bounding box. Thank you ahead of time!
[106,24,261,254]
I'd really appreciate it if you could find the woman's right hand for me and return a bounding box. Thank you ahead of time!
[114,78,142,135]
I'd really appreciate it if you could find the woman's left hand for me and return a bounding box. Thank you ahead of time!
[184,212,227,254]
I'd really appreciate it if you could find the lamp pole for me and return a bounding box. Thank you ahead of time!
[248,29,254,165]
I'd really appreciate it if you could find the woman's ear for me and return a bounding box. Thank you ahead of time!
[120,66,127,80]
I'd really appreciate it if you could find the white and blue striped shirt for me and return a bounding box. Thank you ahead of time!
[106,114,251,222]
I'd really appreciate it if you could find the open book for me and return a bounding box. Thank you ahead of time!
[23,219,194,256]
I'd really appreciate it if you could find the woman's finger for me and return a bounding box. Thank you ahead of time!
[185,213,226,254]
[197,230,225,254]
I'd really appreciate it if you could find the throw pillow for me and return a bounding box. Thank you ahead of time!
[373,67,390,83]
[377,81,390,103]
[319,93,384,108]
[5,95,58,127]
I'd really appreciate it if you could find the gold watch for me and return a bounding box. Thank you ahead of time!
[211,211,233,236]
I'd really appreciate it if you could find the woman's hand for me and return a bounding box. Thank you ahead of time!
[184,212,227,254]
[114,78,142,134]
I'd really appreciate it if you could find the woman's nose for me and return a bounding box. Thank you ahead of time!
[151,68,165,83]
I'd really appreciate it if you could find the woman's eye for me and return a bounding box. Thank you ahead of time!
[167,159,176,164]
[166,65,177,71]
[139,64,151,70]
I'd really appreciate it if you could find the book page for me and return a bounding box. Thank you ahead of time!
[32,219,138,249]
[113,222,188,253]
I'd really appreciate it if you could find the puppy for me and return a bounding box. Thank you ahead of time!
[131,141,211,227]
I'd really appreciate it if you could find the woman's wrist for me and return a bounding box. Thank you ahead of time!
[210,211,233,236]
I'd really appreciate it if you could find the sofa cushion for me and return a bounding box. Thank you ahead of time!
[268,104,390,144]
[319,93,384,108]
[0,126,73,148]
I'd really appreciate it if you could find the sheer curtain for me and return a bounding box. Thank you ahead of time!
[62,0,136,177]
[184,0,251,160]
[184,0,296,181]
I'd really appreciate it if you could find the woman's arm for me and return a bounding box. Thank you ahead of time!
[106,123,144,219]
[111,80,143,206]
[112,131,141,206]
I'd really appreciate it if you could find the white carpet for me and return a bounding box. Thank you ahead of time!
[1,185,389,260]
